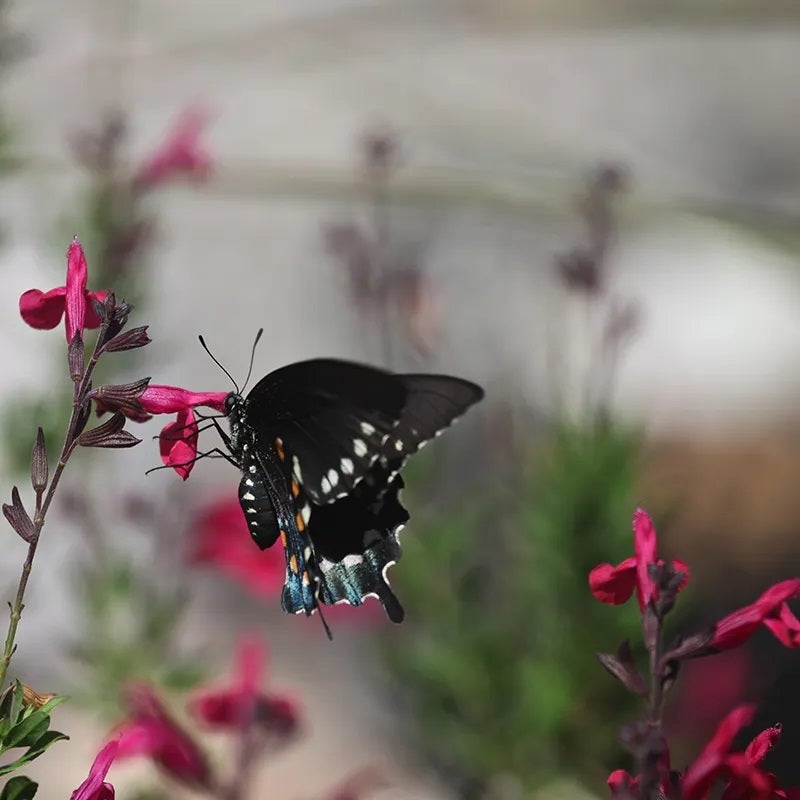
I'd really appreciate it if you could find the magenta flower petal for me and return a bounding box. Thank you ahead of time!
[159,409,199,480]
[633,508,658,611]
[681,705,756,800]
[71,739,119,800]
[141,385,227,415]
[65,237,88,342]
[589,558,637,605]
[19,286,67,330]
[712,579,800,651]
[117,683,211,788]
[134,107,212,190]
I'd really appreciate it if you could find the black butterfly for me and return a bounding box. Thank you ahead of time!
[217,358,483,631]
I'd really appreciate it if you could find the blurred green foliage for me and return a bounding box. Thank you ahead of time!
[384,422,643,797]
[71,558,204,718]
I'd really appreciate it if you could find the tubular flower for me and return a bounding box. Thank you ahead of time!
[134,107,212,190]
[189,635,300,740]
[115,683,211,789]
[71,739,119,800]
[710,580,800,653]
[19,237,107,341]
[609,707,800,800]
[139,385,227,480]
[589,509,689,612]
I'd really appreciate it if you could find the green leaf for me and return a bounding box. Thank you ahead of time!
[5,716,48,750]
[0,731,69,776]
[0,776,37,800]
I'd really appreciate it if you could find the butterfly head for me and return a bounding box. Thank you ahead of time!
[224,392,247,456]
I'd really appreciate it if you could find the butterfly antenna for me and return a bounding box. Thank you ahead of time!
[317,603,333,641]
[241,328,264,394]
[198,335,239,393]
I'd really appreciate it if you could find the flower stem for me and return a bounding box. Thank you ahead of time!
[0,330,106,690]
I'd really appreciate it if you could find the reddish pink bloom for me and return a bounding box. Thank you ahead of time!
[140,385,227,415]
[190,496,285,595]
[134,108,212,190]
[140,385,227,480]
[589,509,689,611]
[189,635,300,739]
[681,705,766,800]
[20,237,107,342]
[115,683,211,788]
[610,707,783,800]
[667,649,753,747]
[712,580,800,652]
[71,739,119,800]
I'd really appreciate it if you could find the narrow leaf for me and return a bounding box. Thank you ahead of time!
[29,430,47,495]
[2,490,34,544]
[0,775,38,800]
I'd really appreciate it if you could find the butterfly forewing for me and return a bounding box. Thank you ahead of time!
[244,360,408,504]
[381,374,484,465]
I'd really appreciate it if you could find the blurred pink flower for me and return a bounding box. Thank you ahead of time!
[20,237,107,342]
[116,683,211,789]
[190,495,383,625]
[667,648,753,746]
[134,108,212,190]
[190,496,285,594]
[71,739,119,800]
[190,635,300,740]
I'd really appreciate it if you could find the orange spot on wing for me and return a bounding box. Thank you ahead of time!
[289,554,299,573]
[302,570,310,586]
[280,530,287,547]
[274,438,285,461]
[291,479,300,497]
[295,512,305,531]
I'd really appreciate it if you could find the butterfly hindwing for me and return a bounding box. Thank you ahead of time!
[310,464,409,622]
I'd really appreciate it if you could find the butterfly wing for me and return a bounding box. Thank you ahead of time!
[244,360,408,505]
[304,374,483,622]
[381,374,485,466]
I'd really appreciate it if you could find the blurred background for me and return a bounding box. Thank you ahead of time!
[1,1,800,798]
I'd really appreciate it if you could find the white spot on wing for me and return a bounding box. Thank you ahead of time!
[242,492,255,501]
[292,455,303,484]
[340,457,354,475]
[394,439,403,452]
[353,438,367,457]
[342,554,364,568]
[244,479,254,487]
[327,469,339,487]
[360,421,375,435]
[248,465,257,474]
[321,476,331,494]
[301,504,311,524]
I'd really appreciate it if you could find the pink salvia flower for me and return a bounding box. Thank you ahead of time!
[20,237,107,341]
[190,635,300,740]
[589,509,689,612]
[139,385,227,415]
[116,683,211,789]
[134,107,212,190]
[711,579,800,652]
[139,385,228,479]
[71,739,119,800]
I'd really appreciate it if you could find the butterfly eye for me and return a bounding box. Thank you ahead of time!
[224,393,239,414]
